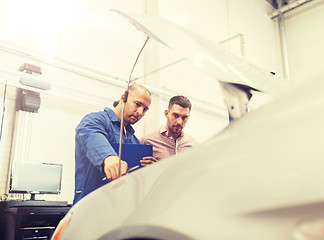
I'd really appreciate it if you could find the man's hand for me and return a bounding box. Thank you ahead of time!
[140,156,158,167]
[103,156,128,181]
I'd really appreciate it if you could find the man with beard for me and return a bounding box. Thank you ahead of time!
[140,95,197,166]
[73,83,151,205]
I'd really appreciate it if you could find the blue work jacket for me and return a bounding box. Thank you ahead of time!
[73,107,140,205]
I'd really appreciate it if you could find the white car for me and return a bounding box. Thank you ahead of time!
[52,11,324,240]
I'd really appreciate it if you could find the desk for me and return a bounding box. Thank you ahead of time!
[0,200,71,240]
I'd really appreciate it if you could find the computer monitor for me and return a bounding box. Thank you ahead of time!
[9,161,63,200]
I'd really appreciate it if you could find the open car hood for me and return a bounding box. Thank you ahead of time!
[111,10,288,95]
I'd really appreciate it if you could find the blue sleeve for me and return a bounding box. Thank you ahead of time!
[76,112,117,169]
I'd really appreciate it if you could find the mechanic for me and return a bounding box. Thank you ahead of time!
[140,95,197,166]
[73,83,151,205]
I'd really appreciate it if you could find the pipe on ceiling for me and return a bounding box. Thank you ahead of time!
[276,0,290,81]
[269,0,314,19]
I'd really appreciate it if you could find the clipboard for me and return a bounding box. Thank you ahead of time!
[110,143,153,170]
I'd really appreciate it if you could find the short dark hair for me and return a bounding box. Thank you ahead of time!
[168,95,192,111]
[113,100,119,107]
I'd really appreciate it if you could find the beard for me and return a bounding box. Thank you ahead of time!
[124,114,138,125]
[169,125,182,134]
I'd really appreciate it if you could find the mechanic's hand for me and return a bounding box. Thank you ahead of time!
[140,156,158,167]
[103,156,128,181]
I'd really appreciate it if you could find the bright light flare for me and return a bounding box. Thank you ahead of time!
[1,0,101,54]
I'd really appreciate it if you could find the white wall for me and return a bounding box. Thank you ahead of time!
[284,0,324,84]
[0,85,16,198]
[0,0,321,204]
